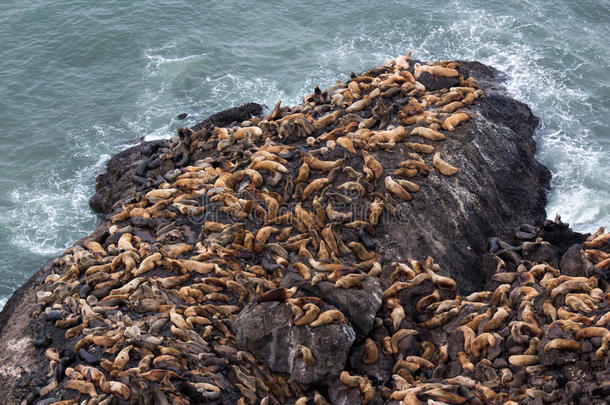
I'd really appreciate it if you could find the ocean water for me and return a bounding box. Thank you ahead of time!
[1,0,609,308]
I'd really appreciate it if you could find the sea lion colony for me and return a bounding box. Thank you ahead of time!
[20,54,609,404]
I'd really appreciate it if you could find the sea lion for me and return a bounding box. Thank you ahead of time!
[410,126,446,141]
[293,303,321,326]
[543,339,581,353]
[414,63,459,79]
[302,178,329,201]
[252,160,289,174]
[251,287,297,305]
[363,338,378,364]
[302,154,344,172]
[361,150,383,179]
[310,309,346,327]
[335,274,364,289]
[442,112,470,131]
[405,142,434,154]
[296,345,316,367]
[508,355,539,367]
[385,176,412,200]
[432,152,458,176]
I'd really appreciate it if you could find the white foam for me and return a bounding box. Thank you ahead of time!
[0,296,7,311]
[145,53,207,77]
[5,126,113,260]
[144,125,174,141]
[8,174,95,257]
[146,53,206,65]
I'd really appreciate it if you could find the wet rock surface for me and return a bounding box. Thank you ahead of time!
[89,102,263,214]
[236,301,356,386]
[280,271,383,338]
[0,56,607,405]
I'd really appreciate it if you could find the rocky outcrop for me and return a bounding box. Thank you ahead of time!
[86,63,551,296]
[0,103,265,404]
[89,103,263,214]
[375,62,550,294]
[280,272,383,338]
[3,57,599,405]
[236,301,356,386]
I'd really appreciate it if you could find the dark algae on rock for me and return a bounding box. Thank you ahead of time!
[1,54,608,404]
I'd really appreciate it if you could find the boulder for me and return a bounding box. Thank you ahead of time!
[235,301,356,386]
[560,243,585,277]
[281,272,383,338]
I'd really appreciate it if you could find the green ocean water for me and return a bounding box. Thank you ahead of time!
[1,0,609,308]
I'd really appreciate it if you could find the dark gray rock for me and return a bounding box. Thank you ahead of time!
[492,357,507,368]
[539,219,587,252]
[0,60,561,403]
[396,280,435,321]
[89,103,263,215]
[281,272,382,338]
[328,383,360,405]
[377,61,551,294]
[486,336,505,361]
[348,338,393,385]
[515,231,536,240]
[527,245,560,266]
[416,71,459,92]
[327,378,384,405]
[235,301,355,386]
[582,340,593,353]
[560,243,585,277]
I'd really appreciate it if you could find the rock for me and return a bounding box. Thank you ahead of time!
[327,379,362,405]
[348,335,393,385]
[378,62,551,294]
[89,103,263,215]
[547,324,564,339]
[0,59,571,404]
[527,245,560,266]
[515,231,536,240]
[492,357,507,368]
[327,377,384,405]
[480,252,500,281]
[416,71,459,92]
[539,219,587,252]
[235,301,355,386]
[190,102,262,132]
[281,272,382,338]
[396,280,435,320]
[582,340,593,353]
[486,336,505,361]
[560,243,585,277]
[447,330,464,361]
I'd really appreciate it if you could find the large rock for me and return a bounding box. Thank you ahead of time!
[235,301,356,386]
[281,272,383,338]
[376,62,551,294]
[327,378,385,405]
[89,103,263,215]
[416,71,459,92]
[0,60,556,403]
[560,243,585,277]
[348,325,394,385]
